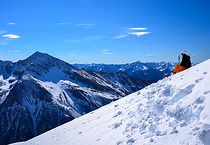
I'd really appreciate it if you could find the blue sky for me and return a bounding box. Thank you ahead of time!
[0,0,210,64]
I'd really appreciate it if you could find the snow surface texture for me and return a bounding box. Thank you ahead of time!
[14,59,210,145]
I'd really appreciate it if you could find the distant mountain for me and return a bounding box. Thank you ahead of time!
[0,52,149,145]
[73,61,177,81]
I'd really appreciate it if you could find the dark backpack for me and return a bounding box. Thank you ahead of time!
[180,55,191,68]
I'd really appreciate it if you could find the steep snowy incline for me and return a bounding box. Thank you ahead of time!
[14,59,210,145]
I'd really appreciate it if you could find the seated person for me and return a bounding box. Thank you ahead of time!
[174,51,191,74]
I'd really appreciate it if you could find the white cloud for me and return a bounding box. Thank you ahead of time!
[192,54,197,56]
[128,28,147,30]
[103,52,112,55]
[77,23,95,26]
[2,34,20,39]
[55,23,69,25]
[102,50,112,54]
[7,50,21,52]
[77,23,95,29]
[129,32,151,37]
[114,27,150,39]
[0,32,19,45]
[54,22,95,28]
[147,54,157,57]
[54,22,76,25]
[7,23,15,25]
[14,50,21,52]
[113,35,128,39]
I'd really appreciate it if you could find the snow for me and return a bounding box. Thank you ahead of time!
[12,59,210,145]
[0,75,17,104]
[35,67,69,83]
[21,95,43,136]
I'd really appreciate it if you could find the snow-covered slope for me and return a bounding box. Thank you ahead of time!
[14,59,210,145]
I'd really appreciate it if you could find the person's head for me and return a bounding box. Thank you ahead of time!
[181,51,188,57]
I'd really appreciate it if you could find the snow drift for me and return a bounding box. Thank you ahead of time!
[13,59,210,145]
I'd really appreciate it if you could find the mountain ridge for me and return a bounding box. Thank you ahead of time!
[0,51,149,145]
[73,61,177,81]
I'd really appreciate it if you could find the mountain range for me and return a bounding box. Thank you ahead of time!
[0,52,149,145]
[73,61,177,81]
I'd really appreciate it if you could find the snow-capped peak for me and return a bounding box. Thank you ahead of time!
[13,59,210,145]
[1,52,150,145]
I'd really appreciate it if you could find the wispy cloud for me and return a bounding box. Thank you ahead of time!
[14,50,21,52]
[128,28,147,30]
[55,22,95,28]
[113,35,128,39]
[7,23,15,25]
[147,54,157,57]
[54,22,76,25]
[129,32,151,37]
[77,23,95,26]
[128,27,151,37]
[114,27,151,39]
[7,50,21,53]
[192,54,197,56]
[102,49,112,54]
[2,34,20,39]
[103,52,112,55]
[77,23,95,28]
[0,31,19,45]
